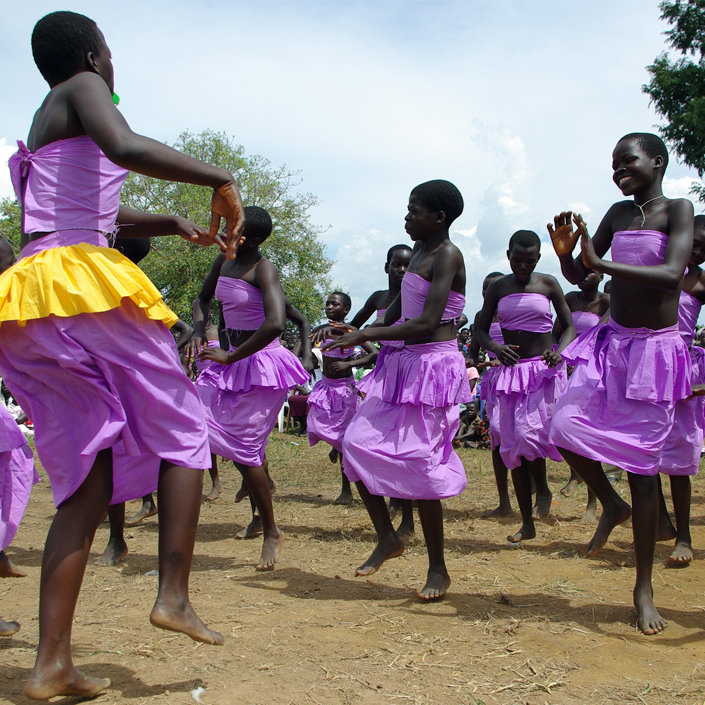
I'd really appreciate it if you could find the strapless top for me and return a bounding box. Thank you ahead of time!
[216,277,265,331]
[611,230,668,267]
[400,272,465,324]
[486,321,504,359]
[497,293,552,333]
[678,289,701,347]
[571,310,601,336]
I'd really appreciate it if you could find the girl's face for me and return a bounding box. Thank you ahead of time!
[405,195,441,241]
[507,244,540,282]
[325,294,349,322]
[482,274,502,298]
[578,270,602,291]
[92,30,115,94]
[690,229,705,267]
[386,249,411,286]
[612,139,662,197]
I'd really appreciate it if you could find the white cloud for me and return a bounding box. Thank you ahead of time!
[663,176,702,201]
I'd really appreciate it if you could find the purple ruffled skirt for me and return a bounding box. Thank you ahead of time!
[342,340,471,500]
[0,406,39,551]
[0,299,206,508]
[195,338,309,467]
[550,319,691,476]
[307,376,360,453]
[659,345,705,476]
[493,357,567,470]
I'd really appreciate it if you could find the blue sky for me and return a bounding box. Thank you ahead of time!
[1,0,702,323]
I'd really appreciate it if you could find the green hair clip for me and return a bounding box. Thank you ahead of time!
[112,92,120,106]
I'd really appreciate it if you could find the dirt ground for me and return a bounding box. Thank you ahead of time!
[2,433,705,705]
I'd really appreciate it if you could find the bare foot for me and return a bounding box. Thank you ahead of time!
[560,478,581,497]
[0,551,27,578]
[355,536,404,576]
[150,599,224,645]
[206,480,222,501]
[256,530,285,571]
[396,522,415,538]
[507,523,536,544]
[586,501,632,557]
[125,504,157,526]
[581,505,597,524]
[668,540,693,565]
[24,664,111,700]
[234,480,249,503]
[532,489,552,518]
[333,490,353,505]
[482,504,513,518]
[95,537,128,566]
[418,569,450,600]
[634,587,667,635]
[236,515,263,539]
[0,618,20,636]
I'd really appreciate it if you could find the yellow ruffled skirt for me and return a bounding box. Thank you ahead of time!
[0,243,177,328]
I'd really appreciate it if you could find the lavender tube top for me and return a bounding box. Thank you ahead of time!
[571,310,601,336]
[216,277,265,331]
[486,321,504,359]
[678,289,702,347]
[400,271,465,323]
[9,136,128,235]
[497,293,552,333]
[611,230,668,267]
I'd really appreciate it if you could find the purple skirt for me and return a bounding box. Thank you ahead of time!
[0,406,39,551]
[342,340,471,500]
[659,345,705,476]
[550,319,691,476]
[307,376,360,453]
[195,338,308,466]
[0,299,208,508]
[479,365,502,450]
[493,357,566,470]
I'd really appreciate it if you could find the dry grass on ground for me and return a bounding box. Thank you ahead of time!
[2,433,705,704]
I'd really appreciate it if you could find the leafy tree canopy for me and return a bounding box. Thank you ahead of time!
[644,0,705,201]
[0,129,333,326]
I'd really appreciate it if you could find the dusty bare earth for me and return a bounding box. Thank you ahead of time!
[3,433,705,705]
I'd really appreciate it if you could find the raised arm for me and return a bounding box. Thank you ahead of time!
[580,200,694,290]
[116,207,224,248]
[349,292,381,330]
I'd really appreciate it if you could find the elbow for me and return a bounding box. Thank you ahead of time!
[664,274,683,291]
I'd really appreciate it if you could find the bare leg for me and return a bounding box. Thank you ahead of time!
[582,487,598,524]
[24,449,114,700]
[95,503,128,566]
[0,550,27,578]
[397,499,415,537]
[507,459,536,543]
[628,472,667,634]
[668,475,693,565]
[333,458,353,505]
[149,460,223,645]
[561,466,583,497]
[236,494,263,539]
[234,462,283,570]
[557,447,632,556]
[125,494,158,526]
[388,497,401,522]
[529,458,552,518]
[354,481,404,576]
[417,499,450,600]
[656,476,677,542]
[482,447,513,517]
[206,453,222,501]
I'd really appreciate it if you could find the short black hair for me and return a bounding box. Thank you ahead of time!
[484,271,504,280]
[32,11,102,86]
[386,244,412,263]
[115,237,151,265]
[243,206,273,242]
[411,180,464,225]
[329,291,351,310]
[508,230,541,252]
[619,132,669,170]
[694,214,705,232]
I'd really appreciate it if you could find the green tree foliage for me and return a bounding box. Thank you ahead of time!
[121,129,332,325]
[644,0,705,201]
[0,197,21,251]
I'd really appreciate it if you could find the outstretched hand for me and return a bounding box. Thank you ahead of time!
[575,213,602,271]
[322,322,365,351]
[210,181,246,259]
[198,346,231,365]
[175,216,225,248]
[547,211,580,257]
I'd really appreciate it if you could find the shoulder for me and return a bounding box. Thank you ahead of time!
[437,240,463,263]
[564,291,579,303]
[254,257,282,284]
[667,197,695,218]
[64,71,113,98]
[537,272,561,290]
[368,290,387,306]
